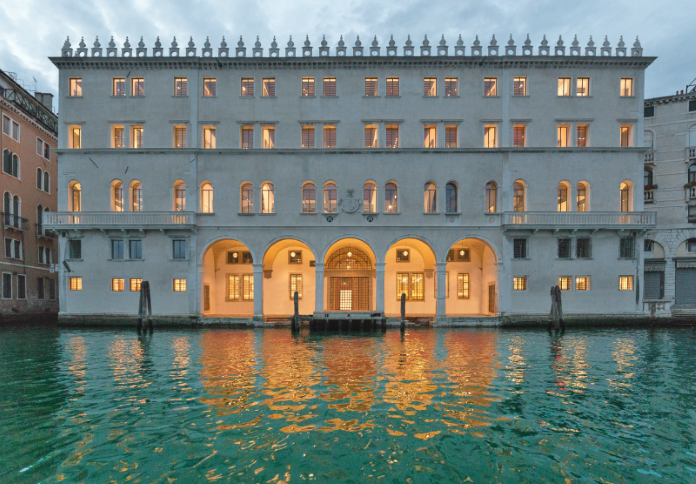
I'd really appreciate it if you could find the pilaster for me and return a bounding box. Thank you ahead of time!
[435,262,447,320]
[252,263,264,319]
[315,262,325,312]
[375,262,385,313]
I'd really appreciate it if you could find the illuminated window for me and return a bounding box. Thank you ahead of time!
[262,78,275,97]
[620,125,633,147]
[261,182,274,213]
[577,183,588,212]
[242,274,254,300]
[558,276,571,291]
[131,126,143,148]
[558,77,570,96]
[112,181,124,211]
[457,273,469,299]
[241,126,253,149]
[363,182,377,213]
[173,279,187,292]
[323,78,335,96]
[130,278,142,292]
[619,276,634,291]
[69,78,82,97]
[173,125,186,148]
[69,277,82,291]
[445,125,458,148]
[411,273,424,301]
[132,78,144,96]
[385,182,398,213]
[241,183,253,213]
[112,78,125,96]
[203,126,216,149]
[454,248,469,262]
[386,125,399,148]
[69,126,81,149]
[227,251,252,264]
[365,77,378,96]
[323,126,336,148]
[513,124,526,147]
[302,126,315,149]
[226,274,240,301]
[301,77,314,96]
[111,278,125,292]
[112,125,125,148]
[484,125,497,148]
[513,76,526,96]
[576,77,589,97]
[173,181,186,211]
[396,249,410,263]
[174,77,187,96]
[424,77,437,96]
[69,182,82,212]
[241,78,254,96]
[513,277,527,291]
[484,77,497,96]
[576,277,590,291]
[558,183,569,212]
[424,125,436,148]
[557,124,570,147]
[289,274,303,299]
[364,125,378,148]
[287,250,302,264]
[2,115,19,141]
[577,124,588,147]
[513,182,525,212]
[263,126,275,148]
[620,182,632,212]
[424,182,437,213]
[203,78,216,97]
[200,182,213,213]
[396,273,409,300]
[302,183,316,213]
[323,183,337,213]
[386,77,399,96]
[485,182,497,213]
[620,78,633,97]
[445,77,458,96]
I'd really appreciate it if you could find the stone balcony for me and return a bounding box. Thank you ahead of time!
[644,189,655,203]
[688,147,696,160]
[502,211,656,230]
[644,151,654,162]
[687,186,696,201]
[43,211,196,231]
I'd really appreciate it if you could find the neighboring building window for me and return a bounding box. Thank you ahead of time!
[558,276,572,291]
[620,124,633,147]
[513,76,527,96]
[2,115,20,141]
[112,78,126,96]
[69,126,81,149]
[363,182,377,213]
[445,183,457,213]
[577,124,588,147]
[37,277,44,299]
[620,78,634,97]
[689,165,696,183]
[289,274,303,299]
[424,125,436,148]
[386,125,399,148]
[445,125,458,148]
[576,277,590,291]
[424,182,437,213]
[289,250,302,264]
[130,278,142,292]
[203,78,216,97]
[69,277,82,291]
[17,274,26,299]
[2,273,11,299]
[323,78,335,96]
[365,125,378,148]
[323,126,336,148]
[202,126,216,149]
[324,183,337,213]
[620,237,636,259]
[558,183,569,212]
[173,240,187,259]
[173,181,186,211]
[131,126,143,148]
[513,124,526,147]
[174,77,187,96]
[644,168,653,187]
[111,278,125,292]
[263,126,275,149]
[689,100,696,112]
[241,126,254,149]
[386,77,399,96]
[445,77,458,96]
[242,274,254,300]
[558,238,571,259]
[131,182,143,211]
[129,240,142,259]
[577,238,592,258]
[424,77,437,96]
[619,276,634,291]
[68,240,82,259]
[385,183,398,213]
[2,150,19,177]
[484,77,497,96]
[557,124,570,147]
[484,125,497,148]
[457,273,470,299]
[173,125,186,148]
[200,182,213,213]
[173,279,187,292]
[396,249,410,262]
[687,239,696,253]
[365,77,378,96]
[241,78,254,96]
[241,183,253,213]
[262,78,275,97]
[36,168,43,189]
[112,125,125,148]
[111,239,124,259]
[513,182,525,211]
[301,77,314,97]
[38,246,51,264]
[513,239,527,259]
[644,239,654,252]
[644,106,655,118]
[36,137,50,160]
[576,77,590,97]
[513,277,527,291]
[44,173,50,193]
[261,182,274,213]
[302,183,316,213]
[132,78,144,96]
[485,182,497,213]
[302,126,315,149]
[558,77,570,96]
[69,78,82,97]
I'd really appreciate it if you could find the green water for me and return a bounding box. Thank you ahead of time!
[0,326,695,483]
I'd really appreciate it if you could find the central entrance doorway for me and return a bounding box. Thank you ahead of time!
[324,246,374,311]
[330,277,370,311]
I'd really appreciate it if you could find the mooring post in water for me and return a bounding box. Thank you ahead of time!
[292,291,299,331]
[548,285,564,331]
[137,284,145,333]
[143,281,153,331]
[400,293,406,332]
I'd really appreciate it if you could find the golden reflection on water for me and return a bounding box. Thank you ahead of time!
[506,335,526,389]
[66,337,87,393]
[610,337,636,391]
[107,337,149,391]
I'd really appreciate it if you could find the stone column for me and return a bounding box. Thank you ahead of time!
[252,263,264,321]
[314,262,325,313]
[438,122,446,148]
[435,262,447,322]
[375,262,385,313]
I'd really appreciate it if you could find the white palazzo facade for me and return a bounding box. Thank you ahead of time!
[46,34,657,324]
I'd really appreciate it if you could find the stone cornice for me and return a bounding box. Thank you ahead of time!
[0,97,58,141]
[644,91,696,106]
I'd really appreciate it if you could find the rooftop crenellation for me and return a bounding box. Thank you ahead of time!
[59,34,644,59]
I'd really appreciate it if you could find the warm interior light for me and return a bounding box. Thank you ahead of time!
[290,251,296,258]
[233,252,238,258]
[347,251,352,257]
[403,250,408,257]
[460,250,465,256]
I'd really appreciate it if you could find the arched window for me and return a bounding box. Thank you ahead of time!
[261,182,274,213]
[111,180,124,212]
[2,150,10,175]
[644,130,654,151]
[363,181,376,213]
[620,181,632,212]
[241,183,253,213]
[131,181,143,211]
[37,168,43,189]
[326,247,373,270]
[200,182,213,213]
[12,195,20,227]
[424,182,437,213]
[323,182,337,213]
[644,168,653,187]
[513,181,525,212]
[173,180,186,211]
[12,154,19,178]
[485,182,497,213]
[69,181,81,212]
[446,182,457,213]
[43,172,49,193]
[385,182,398,213]
[557,182,570,212]
[577,182,589,212]
[37,205,43,234]
[302,182,316,213]
[688,164,696,184]
[3,192,10,226]
[689,125,696,147]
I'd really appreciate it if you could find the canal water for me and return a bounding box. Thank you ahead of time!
[0,326,694,483]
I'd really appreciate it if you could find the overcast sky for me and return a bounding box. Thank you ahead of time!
[1,0,694,109]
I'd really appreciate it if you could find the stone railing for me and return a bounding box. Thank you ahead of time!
[43,211,195,228]
[644,151,654,162]
[688,147,696,160]
[688,186,696,201]
[644,190,654,203]
[503,211,656,228]
[1,212,29,231]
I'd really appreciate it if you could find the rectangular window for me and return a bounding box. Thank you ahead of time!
[38,246,45,264]
[577,124,588,147]
[576,276,590,291]
[112,125,125,148]
[620,237,636,259]
[111,278,125,292]
[69,277,82,291]
[262,78,275,97]
[241,78,254,97]
[301,77,315,97]
[445,125,458,148]
[445,77,458,96]
[38,277,45,299]
[132,78,144,96]
[69,78,82,97]
[513,124,526,147]
[69,126,81,149]
[243,252,253,264]
[513,76,527,96]
[620,124,633,147]
[364,125,378,148]
[411,273,424,301]
[558,77,571,96]
[68,240,82,259]
[323,126,336,148]
[262,126,275,149]
[396,273,409,300]
[386,77,399,96]
[484,77,497,96]
[242,274,254,300]
[226,274,240,301]
[424,125,437,148]
[644,106,655,118]
[576,238,592,259]
[323,77,335,97]
[386,125,399,148]
[111,239,124,259]
[365,77,378,97]
[173,279,187,292]
[557,124,570,147]
[174,125,186,148]
[424,77,437,96]
[513,239,527,259]
[2,115,19,141]
[203,78,216,97]
[455,249,470,262]
[175,77,187,96]
[644,239,654,252]
[129,240,142,259]
[558,276,572,291]
[112,78,125,96]
[558,238,571,259]
[2,273,11,299]
[689,100,696,112]
[577,77,590,97]
[302,126,315,149]
[289,274,303,299]
[48,278,57,300]
[289,250,303,264]
[131,126,143,148]
[513,276,527,291]
[202,126,216,149]
[240,126,254,149]
[396,249,410,263]
[125,278,141,292]
[484,125,497,148]
[17,274,26,299]
[620,78,634,97]
[457,273,470,299]
[619,276,634,291]
[173,240,186,260]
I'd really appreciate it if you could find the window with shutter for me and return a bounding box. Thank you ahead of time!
[323,78,335,96]
[323,126,336,148]
[241,78,254,96]
[241,126,254,149]
[263,78,275,97]
[365,77,378,96]
[174,77,187,96]
[445,125,458,148]
[386,125,399,148]
[386,77,399,96]
[301,78,314,96]
[203,78,216,97]
[513,125,526,147]
[302,126,315,149]
[173,126,186,148]
[558,277,571,290]
[445,77,458,96]
[424,78,437,96]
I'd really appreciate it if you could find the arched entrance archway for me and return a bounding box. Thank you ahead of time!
[262,239,316,318]
[200,239,255,318]
[444,238,499,317]
[323,238,377,312]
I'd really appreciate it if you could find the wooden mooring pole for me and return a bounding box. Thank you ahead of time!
[137,281,153,333]
[548,285,564,331]
[400,293,406,332]
[292,291,300,331]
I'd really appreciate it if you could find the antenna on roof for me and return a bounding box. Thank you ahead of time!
[687,77,696,94]
[33,77,37,92]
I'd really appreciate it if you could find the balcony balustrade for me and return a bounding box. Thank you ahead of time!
[502,211,656,229]
[687,186,696,201]
[644,151,654,162]
[43,211,196,230]
[644,189,654,203]
[688,147,696,160]
[1,212,29,231]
